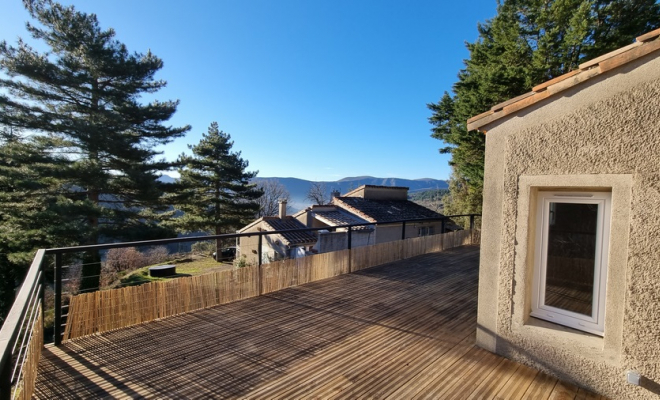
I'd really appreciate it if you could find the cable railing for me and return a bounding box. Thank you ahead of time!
[0,213,480,400]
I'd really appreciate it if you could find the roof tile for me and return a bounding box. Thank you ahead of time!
[263,217,317,246]
[636,28,660,42]
[598,36,660,73]
[467,29,660,132]
[532,69,582,93]
[334,197,442,223]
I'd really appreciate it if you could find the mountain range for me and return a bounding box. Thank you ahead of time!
[253,176,448,211]
[159,174,448,212]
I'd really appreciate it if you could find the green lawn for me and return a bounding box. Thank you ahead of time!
[117,255,234,288]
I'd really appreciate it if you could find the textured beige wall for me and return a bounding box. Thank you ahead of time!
[374,222,444,244]
[477,52,660,399]
[238,231,260,265]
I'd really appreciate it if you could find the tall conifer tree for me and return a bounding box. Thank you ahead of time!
[0,134,89,319]
[429,0,660,215]
[171,122,262,257]
[0,0,190,290]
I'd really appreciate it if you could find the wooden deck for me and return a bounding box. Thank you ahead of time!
[34,245,604,399]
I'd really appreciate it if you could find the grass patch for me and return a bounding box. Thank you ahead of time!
[117,254,234,288]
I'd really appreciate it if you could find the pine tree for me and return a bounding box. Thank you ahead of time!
[0,0,190,290]
[428,0,660,215]
[0,134,89,319]
[171,122,262,257]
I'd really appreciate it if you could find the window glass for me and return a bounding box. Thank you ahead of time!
[545,202,597,316]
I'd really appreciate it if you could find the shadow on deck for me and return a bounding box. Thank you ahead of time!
[34,245,603,399]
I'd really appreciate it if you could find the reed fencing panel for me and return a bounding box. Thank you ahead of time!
[351,241,404,272]
[63,266,258,341]
[261,249,350,294]
[63,230,478,341]
[12,309,43,400]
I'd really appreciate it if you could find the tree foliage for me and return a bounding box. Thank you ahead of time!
[429,0,660,214]
[170,122,262,255]
[0,0,189,291]
[0,133,90,319]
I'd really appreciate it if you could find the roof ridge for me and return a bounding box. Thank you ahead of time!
[467,28,660,132]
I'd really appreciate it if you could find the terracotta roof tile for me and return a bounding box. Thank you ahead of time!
[532,69,582,93]
[637,27,660,42]
[467,29,660,132]
[490,92,535,112]
[578,41,642,70]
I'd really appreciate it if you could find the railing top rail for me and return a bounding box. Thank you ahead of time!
[44,214,481,255]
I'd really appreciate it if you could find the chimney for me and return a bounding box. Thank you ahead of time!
[331,190,341,198]
[278,199,287,219]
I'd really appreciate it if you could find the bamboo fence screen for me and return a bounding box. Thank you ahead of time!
[63,229,478,341]
[13,308,43,400]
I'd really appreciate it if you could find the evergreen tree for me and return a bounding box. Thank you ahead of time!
[0,134,89,319]
[429,0,660,214]
[0,0,190,290]
[171,122,262,257]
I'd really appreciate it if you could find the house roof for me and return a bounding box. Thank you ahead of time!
[314,209,374,230]
[332,197,443,223]
[262,217,317,246]
[467,28,660,132]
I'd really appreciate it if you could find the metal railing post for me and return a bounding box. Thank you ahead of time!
[257,233,263,267]
[257,233,263,295]
[347,226,352,250]
[54,253,62,346]
[401,221,406,240]
[470,214,475,231]
[347,226,352,273]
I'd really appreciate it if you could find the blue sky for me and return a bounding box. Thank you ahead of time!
[1,0,498,181]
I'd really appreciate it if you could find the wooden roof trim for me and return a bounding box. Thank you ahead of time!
[467,30,660,132]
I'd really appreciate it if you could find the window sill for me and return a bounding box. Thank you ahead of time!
[515,317,620,366]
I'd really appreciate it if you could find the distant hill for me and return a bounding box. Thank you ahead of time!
[253,176,449,212]
[159,174,448,213]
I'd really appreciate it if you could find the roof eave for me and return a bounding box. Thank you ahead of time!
[467,28,660,133]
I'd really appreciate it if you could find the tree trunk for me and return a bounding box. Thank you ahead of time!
[80,188,101,292]
[215,225,222,262]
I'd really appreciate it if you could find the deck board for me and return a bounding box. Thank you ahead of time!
[34,245,604,399]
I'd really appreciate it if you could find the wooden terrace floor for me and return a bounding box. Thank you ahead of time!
[34,245,604,399]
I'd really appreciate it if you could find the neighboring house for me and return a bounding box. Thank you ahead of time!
[468,29,660,399]
[329,185,458,244]
[293,204,375,253]
[237,200,317,265]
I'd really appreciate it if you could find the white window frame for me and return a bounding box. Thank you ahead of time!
[531,191,611,336]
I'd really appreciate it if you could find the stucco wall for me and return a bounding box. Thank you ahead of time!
[477,52,660,399]
[374,222,443,244]
[237,226,288,265]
